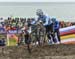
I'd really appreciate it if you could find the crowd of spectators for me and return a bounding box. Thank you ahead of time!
[0,17,35,32]
[0,17,74,32]
[0,17,74,30]
[59,21,75,28]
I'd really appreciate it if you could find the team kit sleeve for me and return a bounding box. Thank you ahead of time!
[43,16,49,26]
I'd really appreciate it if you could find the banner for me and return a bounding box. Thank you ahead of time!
[7,30,22,34]
[7,34,18,46]
[0,27,6,34]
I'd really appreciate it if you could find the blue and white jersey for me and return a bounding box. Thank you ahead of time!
[53,20,60,30]
[37,14,52,26]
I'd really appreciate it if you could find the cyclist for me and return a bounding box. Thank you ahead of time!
[51,17,61,44]
[36,9,53,44]
[21,23,32,53]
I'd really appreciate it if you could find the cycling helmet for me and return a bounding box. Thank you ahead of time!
[36,9,43,16]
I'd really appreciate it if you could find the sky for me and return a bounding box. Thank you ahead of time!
[0,0,75,2]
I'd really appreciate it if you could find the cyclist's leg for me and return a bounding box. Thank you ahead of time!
[39,29,44,45]
[49,24,56,43]
[35,28,41,46]
[45,25,52,43]
[55,29,61,43]
[25,33,31,53]
[27,44,31,53]
[27,36,32,53]
[50,33,57,43]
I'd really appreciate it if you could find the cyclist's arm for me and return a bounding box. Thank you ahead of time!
[43,17,49,26]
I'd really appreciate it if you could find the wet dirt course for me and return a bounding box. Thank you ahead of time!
[0,44,75,59]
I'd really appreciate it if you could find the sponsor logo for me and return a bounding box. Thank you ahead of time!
[8,30,22,34]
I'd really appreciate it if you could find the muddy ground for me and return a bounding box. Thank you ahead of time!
[0,44,75,59]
